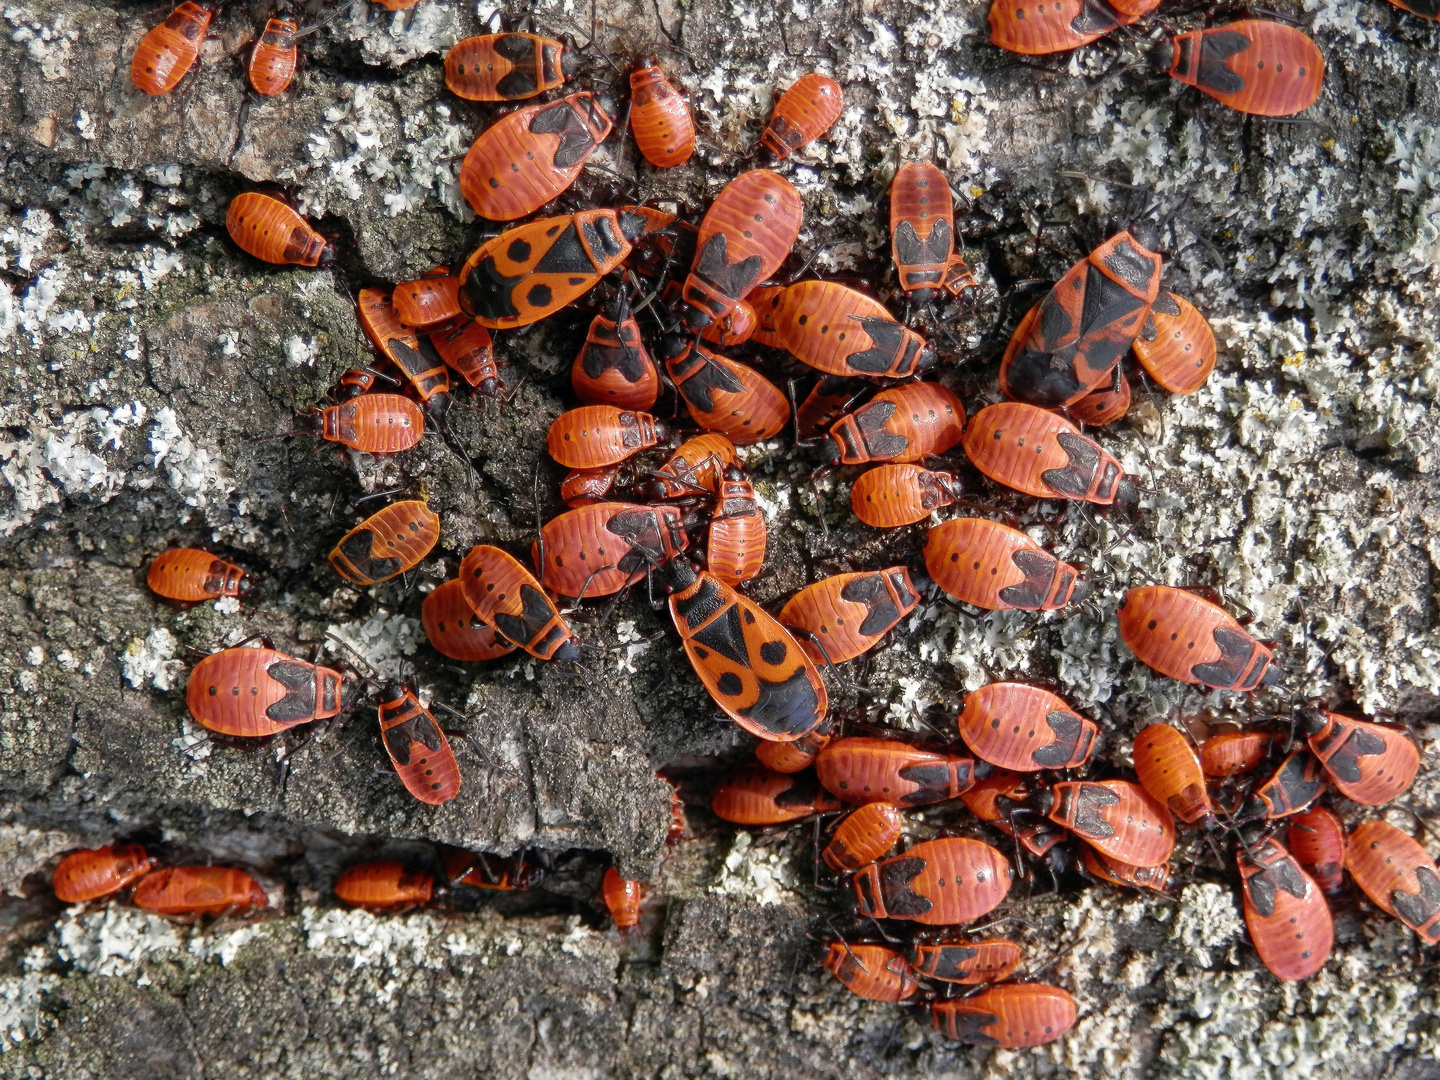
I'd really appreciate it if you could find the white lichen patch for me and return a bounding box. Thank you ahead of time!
[51,906,184,977]
[324,608,423,680]
[0,972,60,1051]
[148,407,233,512]
[120,627,183,691]
[710,831,802,907]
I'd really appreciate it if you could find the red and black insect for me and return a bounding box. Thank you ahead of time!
[602,867,643,931]
[1133,292,1215,394]
[393,268,464,332]
[962,402,1139,507]
[1132,723,1214,829]
[1040,780,1175,867]
[822,802,905,872]
[187,642,357,738]
[956,682,1097,772]
[131,0,215,96]
[711,764,841,824]
[459,545,579,662]
[547,406,667,470]
[460,92,614,220]
[335,860,435,909]
[988,0,1159,56]
[1164,21,1324,118]
[328,500,441,586]
[629,57,695,168]
[560,467,618,507]
[1083,849,1174,894]
[1243,751,1326,821]
[796,376,866,440]
[931,984,1076,1048]
[960,769,1067,856]
[1286,807,1345,894]
[422,578,517,662]
[662,339,790,444]
[644,434,739,499]
[443,848,548,891]
[677,169,803,332]
[760,72,844,161]
[764,281,935,379]
[148,548,252,603]
[444,32,580,101]
[853,837,1011,925]
[298,393,425,454]
[700,298,757,346]
[133,866,269,916]
[707,466,766,587]
[1200,727,1276,778]
[823,942,919,1002]
[377,682,461,805]
[571,294,660,410]
[357,289,450,410]
[998,229,1163,408]
[815,736,974,807]
[850,463,960,528]
[1346,821,1440,942]
[1383,0,1440,21]
[820,382,965,466]
[754,725,833,774]
[430,321,504,395]
[777,567,921,666]
[1237,836,1333,981]
[533,502,689,599]
[1299,708,1419,807]
[247,13,298,97]
[924,518,1090,612]
[910,936,1022,985]
[1117,585,1280,692]
[53,846,158,903]
[226,192,335,267]
[1068,372,1130,427]
[890,160,974,305]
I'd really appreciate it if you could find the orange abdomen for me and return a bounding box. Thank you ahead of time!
[707,472,766,586]
[1083,849,1174,893]
[962,401,1132,505]
[357,288,449,403]
[988,0,1155,55]
[761,73,843,160]
[571,306,660,410]
[377,685,461,805]
[131,2,212,96]
[186,648,346,737]
[226,192,329,267]
[547,406,664,469]
[664,341,789,444]
[754,728,832,774]
[822,802,904,872]
[649,434,739,498]
[329,500,440,586]
[422,578,516,662]
[711,765,841,824]
[824,942,918,1002]
[890,161,955,301]
[1118,585,1279,691]
[1305,711,1418,806]
[133,866,268,916]
[444,33,572,102]
[534,502,688,598]
[923,517,1086,611]
[956,682,1096,772]
[559,468,617,507]
[1133,292,1216,394]
[247,17,297,97]
[850,464,959,528]
[1069,372,1131,426]
[53,846,156,903]
[815,737,974,806]
[1286,807,1345,894]
[459,545,578,662]
[1345,821,1440,941]
[777,567,921,665]
[768,281,933,379]
[700,299,757,346]
[602,867,643,930]
[1238,838,1333,980]
[335,860,435,908]
[827,382,964,465]
[393,268,464,330]
[1168,21,1323,118]
[1132,723,1212,826]
[1047,780,1175,867]
[853,837,1010,925]
[147,548,247,602]
[795,375,864,439]
[431,321,501,391]
[629,61,695,168]
[909,937,1022,984]
[321,394,425,454]
[1200,728,1275,777]
[931,984,1076,1048]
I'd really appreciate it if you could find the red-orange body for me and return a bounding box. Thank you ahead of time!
[754,727,832,774]
[796,376,865,439]
[707,467,766,586]
[1238,837,1333,980]
[765,281,934,379]
[822,802,904,872]
[1133,292,1215,394]
[777,567,921,666]
[1083,849,1174,893]
[133,866,268,916]
[602,867,643,930]
[1044,779,1175,867]
[1200,729,1275,777]
[1346,821,1440,942]
[956,682,1096,772]
[393,268,464,331]
[1167,21,1324,118]
[1246,751,1326,820]
[187,647,352,737]
[459,545,578,662]
[711,765,841,824]
[924,518,1088,612]
[1069,372,1131,426]
[989,0,1159,55]
[147,548,249,603]
[961,770,1067,857]
[443,849,547,891]
[962,402,1137,505]
[647,434,739,499]
[1118,586,1280,691]
[335,860,435,908]
[357,288,449,405]
[377,683,461,805]
[664,340,790,444]
[629,58,695,168]
[533,502,688,598]
[444,33,577,101]
[430,321,502,393]
[308,393,424,454]
[890,160,957,304]
[422,578,517,662]
[53,846,157,903]
[571,299,660,410]
[329,500,440,586]
[815,737,974,807]
[1302,710,1419,806]
[1286,807,1345,894]
[850,464,959,527]
[1133,723,1213,827]
[853,837,1011,925]
[700,300,757,346]
[823,382,964,466]
[761,73,844,160]
[131,1,213,96]
[824,943,919,1002]
[931,984,1076,1048]
[247,15,298,96]
[560,468,617,507]
[910,937,1022,985]
[226,192,332,267]
[547,406,665,470]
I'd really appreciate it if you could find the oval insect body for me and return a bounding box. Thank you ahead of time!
[226,193,333,267]
[850,463,959,528]
[1286,807,1345,894]
[1301,710,1419,807]
[700,299,758,346]
[1068,371,1131,426]
[796,375,865,439]
[815,737,974,807]
[444,32,577,101]
[1083,849,1174,893]
[766,281,935,379]
[988,0,1159,55]
[956,682,1097,772]
[335,861,435,908]
[393,268,464,331]
[663,339,790,444]
[665,561,828,742]
[422,579,517,662]
[678,169,803,331]
[1346,821,1440,942]
[754,727,832,774]
[890,160,956,304]
[647,434,739,499]
[560,467,618,507]
[357,289,450,406]
[377,683,461,805]
[824,382,965,466]
[1238,837,1333,981]
[910,937,1022,985]
[999,230,1163,407]
[328,500,440,586]
[761,72,844,160]
[571,297,660,410]
[924,518,1089,612]
[711,764,841,824]
[960,770,1067,856]
[962,401,1138,506]
[186,647,351,737]
[602,867,643,931]
[1246,751,1326,820]
[777,567,921,666]
[131,1,213,95]
[533,501,689,599]
[823,802,905,872]
[547,406,665,470]
[1117,585,1280,691]
[629,57,695,168]
[1167,21,1324,118]
[459,209,649,329]
[459,545,579,662]
[1133,292,1215,394]
[459,92,613,220]
[1132,723,1213,827]
[53,846,157,903]
[852,837,1011,925]
[931,984,1076,1048]
[824,942,919,1002]
[247,15,298,96]
[430,321,502,393]
[707,467,766,586]
[1200,728,1275,777]
[312,393,425,454]
[133,866,268,916]
[147,548,249,603]
[1045,779,1175,867]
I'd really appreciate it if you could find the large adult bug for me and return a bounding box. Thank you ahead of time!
[1117,585,1280,692]
[956,682,1097,772]
[377,682,461,805]
[852,837,1011,925]
[1164,21,1324,118]
[459,545,579,662]
[444,33,580,101]
[923,518,1090,612]
[930,984,1076,1048]
[962,401,1138,506]
[1237,836,1333,981]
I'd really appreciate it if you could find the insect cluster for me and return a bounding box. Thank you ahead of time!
[83,0,1439,1057]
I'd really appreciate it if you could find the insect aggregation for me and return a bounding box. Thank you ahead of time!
[62,0,1438,1056]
